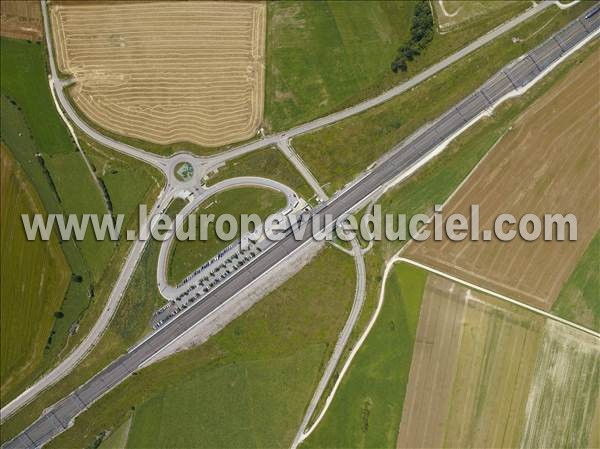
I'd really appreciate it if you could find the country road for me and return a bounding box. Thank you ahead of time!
[156,176,300,300]
[43,0,560,176]
[2,1,598,448]
[0,0,563,425]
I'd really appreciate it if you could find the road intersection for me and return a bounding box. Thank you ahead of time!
[2,1,599,447]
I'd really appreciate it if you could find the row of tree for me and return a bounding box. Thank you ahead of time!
[391,0,434,73]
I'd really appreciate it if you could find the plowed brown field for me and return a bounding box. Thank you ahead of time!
[50,1,265,147]
[406,49,600,309]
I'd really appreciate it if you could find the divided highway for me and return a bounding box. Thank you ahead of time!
[4,5,599,448]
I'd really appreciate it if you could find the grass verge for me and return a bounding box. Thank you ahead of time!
[302,262,426,448]
[38,246,355,449]
[168,187,287,285]
[552,231,600,332]
[206,146,314,201]
[292,3,589,194]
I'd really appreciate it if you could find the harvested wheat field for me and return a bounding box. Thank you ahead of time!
[397,275,600,449]
[406,50,600,309]
[0,0,42,41]
[50,1,265,147]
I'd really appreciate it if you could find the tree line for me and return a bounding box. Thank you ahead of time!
[391,0,434,73]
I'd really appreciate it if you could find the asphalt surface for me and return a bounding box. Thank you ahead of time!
[4,3,599,448]
[276,140,328,200]
[156,176,299,299]
[290,238,366,449]
[41,0,558,178]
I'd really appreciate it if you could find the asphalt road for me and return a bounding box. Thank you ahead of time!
[156,176,299,300]
[4,5,599,447]
[41,0,559,177]
[290,238,366,449]
[2,0,553,422]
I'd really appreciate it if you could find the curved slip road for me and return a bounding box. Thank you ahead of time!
[4,7,599,447]
[156,176,299,300]
[291,238,366,449]
[41,0,560,176]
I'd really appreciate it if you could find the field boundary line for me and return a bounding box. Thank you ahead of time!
[291,238,366,449]
[295,250,402,445]
[295,34,600,442]
[396,257,600,339]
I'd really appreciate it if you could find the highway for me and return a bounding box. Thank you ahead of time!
[41,0,560,180]
[0,0,562,421]
[156,176,300,300]
[4,4,599,447]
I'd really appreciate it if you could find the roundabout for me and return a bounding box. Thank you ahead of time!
[174,161,194,182]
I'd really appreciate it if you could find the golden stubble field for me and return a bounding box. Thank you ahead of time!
[406,50,600,310]
[0,0,42,41]
[50,1,266,148]
[396,275,600,449]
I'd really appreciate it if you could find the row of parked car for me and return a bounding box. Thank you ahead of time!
[152,240,264,329]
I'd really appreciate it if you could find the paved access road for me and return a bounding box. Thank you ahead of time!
[42,0,559,179]
[156,176,299,300]
[4,5,599,448]
[2,0,559,424]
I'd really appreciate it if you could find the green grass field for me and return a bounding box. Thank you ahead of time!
[553,231,600,332]
[44,151,114,271]
[433,1,526,31]
[126,347,324,449]
[297,42,599,447]
[0,38,108,404]
[0,201,186,443]
[291,4,589,194]
[78,133,164,233]
[98,416,131,449]
[303,262,426,448]
[0,37,163,406]
[37,247,355,449]
[265,0,532,132]
[0,146,70,401]
[168,188,287,284]
[0,41,72,155]
[265,1,412,132]
[206,146,314,201]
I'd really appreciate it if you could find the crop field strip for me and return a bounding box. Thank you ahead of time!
[520,321,600,449]
[50,1,265,147]
[0,146,70,400]
[0,0,42,41]
[406,49,600,310]
[397,274,600,449]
